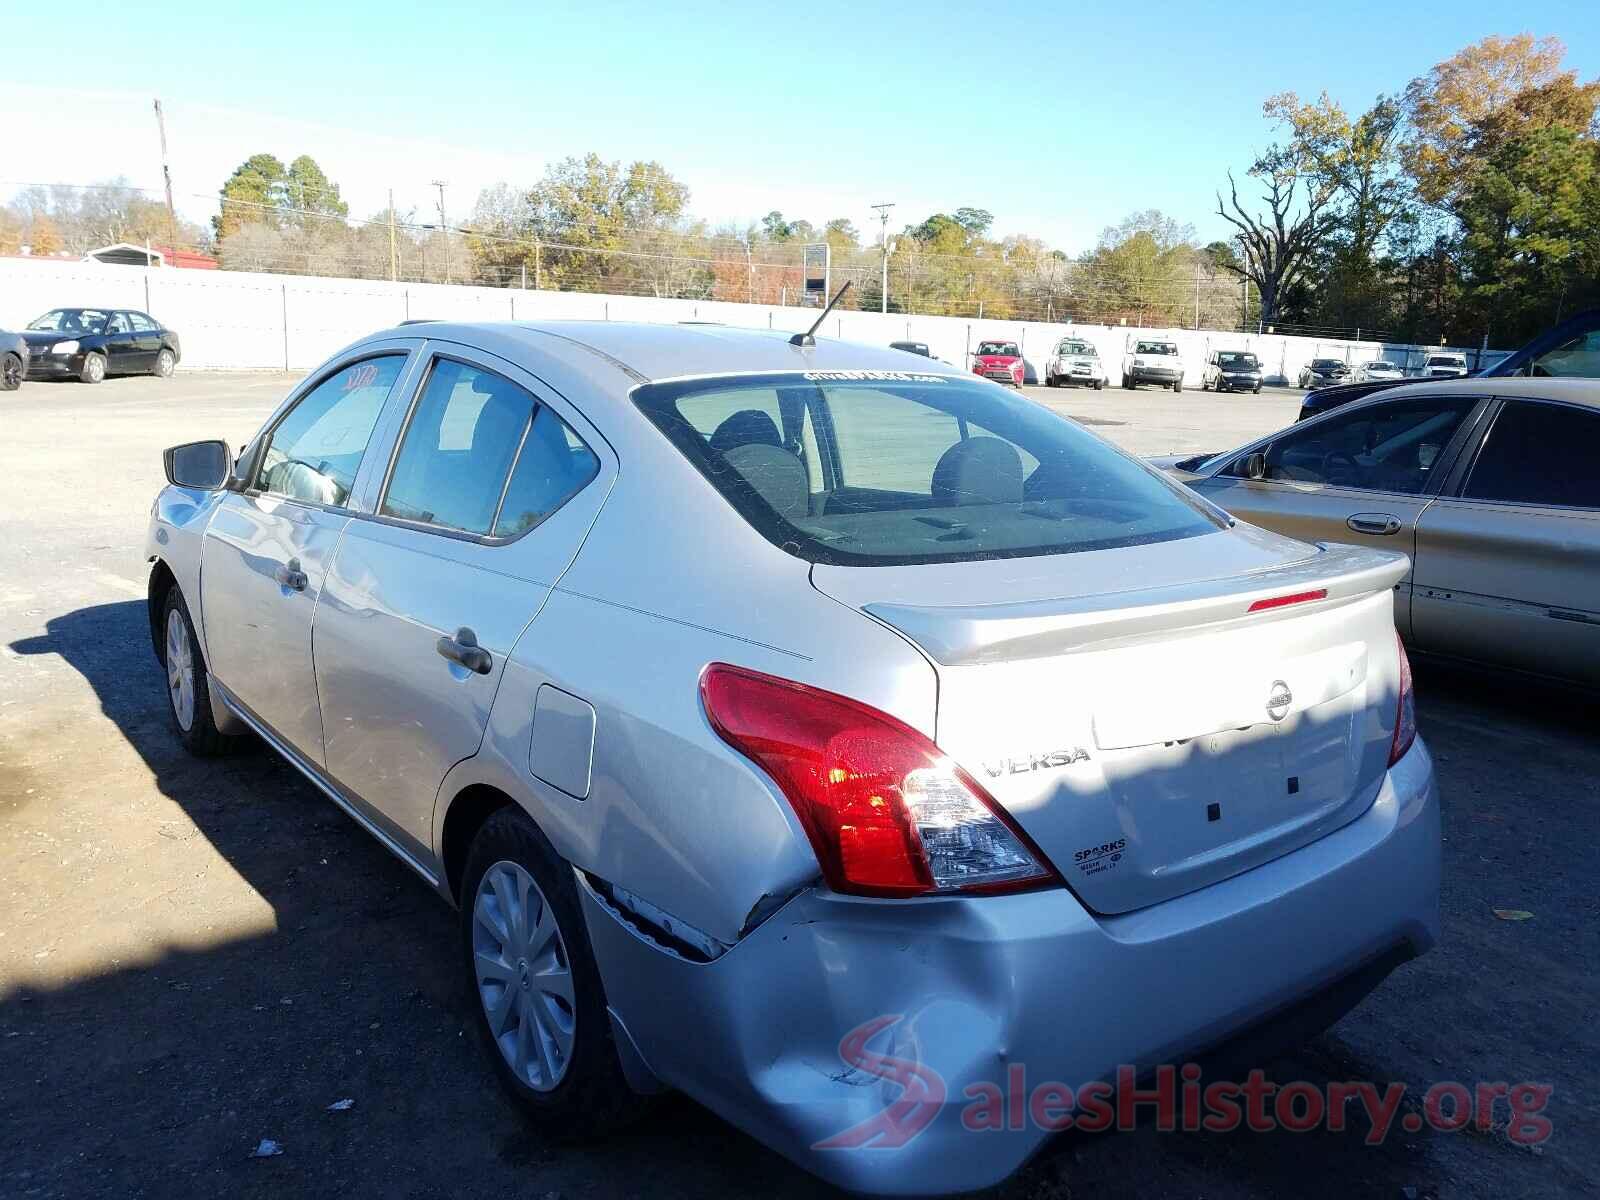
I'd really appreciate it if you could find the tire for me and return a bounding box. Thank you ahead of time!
[1095,379,1105,390]
[1254,385,1262,394]
[153,348,175,378]
[461,808,642,1139]
[1173,380,1183,393]
[161,586,241,756]
[79,352,106,384]
[1,352,20,391]
[1125,379,1137,390]
[1045,373,1058,388]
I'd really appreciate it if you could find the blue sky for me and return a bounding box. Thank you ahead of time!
[3,0,1594,252]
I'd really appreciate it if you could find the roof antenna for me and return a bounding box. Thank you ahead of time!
[790,280,853,347]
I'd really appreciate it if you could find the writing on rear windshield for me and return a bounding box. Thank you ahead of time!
[802,370,948,383]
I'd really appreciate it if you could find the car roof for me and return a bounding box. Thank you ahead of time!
[1368,376,1600,408]
[392,320,973,385]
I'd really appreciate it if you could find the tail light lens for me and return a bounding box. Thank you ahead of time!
[1388,635,1416,766]
[700,664,1055,898]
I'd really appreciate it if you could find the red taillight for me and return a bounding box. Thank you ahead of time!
[1247,588,1328,613]
[699,664,1054,898]
[1389,635,1417,766]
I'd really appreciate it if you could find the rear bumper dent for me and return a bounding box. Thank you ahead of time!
[584,738,1439,1195]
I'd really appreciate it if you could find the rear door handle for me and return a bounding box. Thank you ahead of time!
[273,559,308,590]
[437,626,493,675]
[1346,513,1402,536]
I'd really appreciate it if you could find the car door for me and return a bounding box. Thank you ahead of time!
[1191,393,1487,636]
[127,311,163,368]
[200,348,417,763]
[102,312,140,374]
[1412,397,1600,683]
[311,345,610,860]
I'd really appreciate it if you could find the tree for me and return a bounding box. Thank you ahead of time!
[215,154,288,239]
[27,213,63,256]
[1403,34,1575,207]
[1216,109,1339,326]
[284,156,348,222]
[1080,210,1199,325]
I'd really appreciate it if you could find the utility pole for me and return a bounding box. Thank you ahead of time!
[387,189,398,282]
[431,180,449,282]
[871,202,895,314]
[152,99,179,266]
[1194,264,1201,329]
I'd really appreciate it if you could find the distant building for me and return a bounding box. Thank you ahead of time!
[82,242,219,270]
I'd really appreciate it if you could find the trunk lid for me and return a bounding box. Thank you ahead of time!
[812,529,1409,914]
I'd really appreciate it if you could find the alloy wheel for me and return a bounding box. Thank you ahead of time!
[165,608,195,731]
[472,860,577,1091]
[2,354,20,390]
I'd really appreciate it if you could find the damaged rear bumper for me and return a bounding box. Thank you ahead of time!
[579,740,1439,1195]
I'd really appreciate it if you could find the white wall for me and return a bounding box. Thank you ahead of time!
[0,257,1507,383]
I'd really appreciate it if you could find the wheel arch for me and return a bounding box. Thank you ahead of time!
[147,558,178,664]
[439,783,518,905]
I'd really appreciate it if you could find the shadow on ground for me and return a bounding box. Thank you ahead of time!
[2,602,1591,1198]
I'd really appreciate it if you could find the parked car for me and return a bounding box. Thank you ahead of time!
[889,340,931,357]
[21,307,182,383]
[1297,307,1600,421]
[1044,337,1107,389]
[1123,337,1185,391]
[1355,360,1405,383]
[1163,377,1600,687]
[146,322,1437,1197]
[1297,358,1350,389]
[971,338,1025,386]
[1422,352,1468,379]
[1,328,26,391]
[1202,349,1263,393]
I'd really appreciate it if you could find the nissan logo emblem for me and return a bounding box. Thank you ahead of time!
[1266,680,1293,723]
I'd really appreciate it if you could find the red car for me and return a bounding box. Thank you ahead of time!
[971,339,1025,387]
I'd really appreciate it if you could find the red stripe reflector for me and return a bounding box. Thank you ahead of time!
[1247,588,1328,613]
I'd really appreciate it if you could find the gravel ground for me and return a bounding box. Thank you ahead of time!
[1,371,1595,1199]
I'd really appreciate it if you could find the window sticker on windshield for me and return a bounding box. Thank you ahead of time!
[801,370,947,383]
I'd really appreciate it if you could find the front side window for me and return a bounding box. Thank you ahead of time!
[1463,401,1600,508]
[1250,396,1476,493]
[634,371,1223,566]
[381,358,598,537]
[255,355,406,507]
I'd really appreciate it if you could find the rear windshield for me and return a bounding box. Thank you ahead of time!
[632,371,1223,566]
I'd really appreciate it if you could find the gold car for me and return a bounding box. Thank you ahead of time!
[1168,378,1600,687]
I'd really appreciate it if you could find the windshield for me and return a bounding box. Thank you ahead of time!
[1365,361,1396,370]
[633,371,1224,567]
[1057,341,1097,357]
[1136,342,1176,355]
[28,309,111,334]
[976,342,1019,357]
[1312,359,1344,369]
[1217,352,1258,368]
[1427,356,1462,366]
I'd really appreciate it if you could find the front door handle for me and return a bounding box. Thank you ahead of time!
[274,559,308,590]
[437,626,493,675]
[1346,513,1402,536]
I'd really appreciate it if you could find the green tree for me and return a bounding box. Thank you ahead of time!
[215,154,287,239]
[284,155,348,222]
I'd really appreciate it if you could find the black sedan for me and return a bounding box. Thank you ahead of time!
[1,328,26,391]
[21,308,182,384]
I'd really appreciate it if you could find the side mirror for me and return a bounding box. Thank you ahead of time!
[1244,451,1268,481]
[164,440,232,490]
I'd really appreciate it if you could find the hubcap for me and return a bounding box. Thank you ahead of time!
[3,356,18,387]
[165,609,195,731]
[88,356,104,381]
[472,860,576,1091]
[158,352,173,376]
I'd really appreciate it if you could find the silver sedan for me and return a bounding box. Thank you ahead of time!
[1167,377,1600,688]
[146,321,1439,1194]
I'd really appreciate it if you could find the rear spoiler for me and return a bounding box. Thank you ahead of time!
[866,543,1408,666]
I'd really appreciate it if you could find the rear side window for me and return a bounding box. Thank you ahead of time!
[1464,401,1600,508]
[256,354,406,507]
[130,313,159,332]
[633,371,1222,566]
[381,358,598,537]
